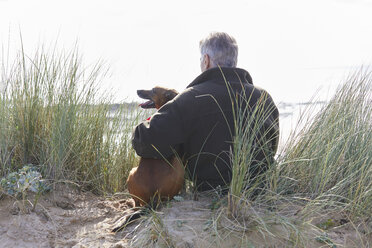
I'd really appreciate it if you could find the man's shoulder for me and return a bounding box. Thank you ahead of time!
[174,87,199,100]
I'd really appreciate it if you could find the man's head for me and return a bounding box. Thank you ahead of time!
[199,32,238,72]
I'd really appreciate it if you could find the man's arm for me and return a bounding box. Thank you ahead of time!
[132,98,187,159]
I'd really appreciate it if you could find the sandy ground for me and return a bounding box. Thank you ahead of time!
[0,186,133,248]
[0,187,217,248]
[0,186,371,248]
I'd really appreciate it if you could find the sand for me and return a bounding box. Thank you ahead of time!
[0,186,370,248]
[0,186,132,247]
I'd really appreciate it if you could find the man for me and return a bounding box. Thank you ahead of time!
[132,32,279,191]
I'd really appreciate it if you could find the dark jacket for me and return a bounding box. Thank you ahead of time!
[132,67,279,191]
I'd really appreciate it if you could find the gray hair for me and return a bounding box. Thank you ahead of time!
[199,32,238,68]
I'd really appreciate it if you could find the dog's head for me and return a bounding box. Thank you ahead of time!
[137,86,178,109]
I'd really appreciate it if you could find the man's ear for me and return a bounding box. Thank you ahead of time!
[204,54,211,70]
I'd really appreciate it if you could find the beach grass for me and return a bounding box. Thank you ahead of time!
[216,68,372,246]
[0,44,147,193]
[275,69,372,218]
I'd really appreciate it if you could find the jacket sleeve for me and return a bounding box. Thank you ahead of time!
[131,98,187,159]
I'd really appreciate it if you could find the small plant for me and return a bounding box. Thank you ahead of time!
[315,233,337,248]
[316,219,336,230]
[0,165,50,211]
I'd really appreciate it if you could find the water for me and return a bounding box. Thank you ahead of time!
[112,101,327,152]
[278,101,326,150]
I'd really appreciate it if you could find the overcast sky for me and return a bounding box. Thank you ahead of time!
[1,0,372,103]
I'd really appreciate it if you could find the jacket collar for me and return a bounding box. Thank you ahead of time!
[187,67,253,88]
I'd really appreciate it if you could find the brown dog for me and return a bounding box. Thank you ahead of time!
[127,86,184,207]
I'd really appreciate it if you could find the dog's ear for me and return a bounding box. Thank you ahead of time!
[165,90,178,101]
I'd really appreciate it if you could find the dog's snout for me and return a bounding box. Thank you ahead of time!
[137,90,148,98]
